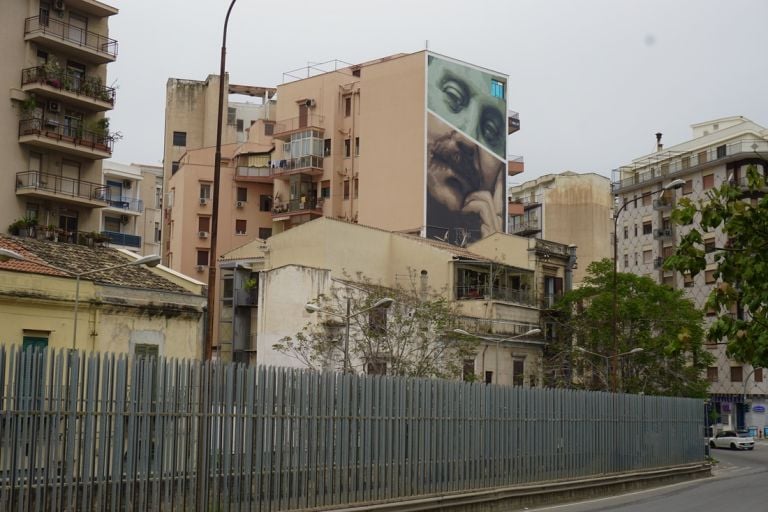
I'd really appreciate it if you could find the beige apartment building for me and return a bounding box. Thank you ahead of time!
[163,51,524,275]
[2,0,119,236]
[217,217,571,384]
[613,116,768,432]
[508,172,612,285]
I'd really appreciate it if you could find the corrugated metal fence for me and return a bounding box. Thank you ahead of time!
[0,346,703,511]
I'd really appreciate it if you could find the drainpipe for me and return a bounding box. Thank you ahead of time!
[565,244,577,292]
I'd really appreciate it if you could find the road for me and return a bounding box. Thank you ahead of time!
[529,442,768,512]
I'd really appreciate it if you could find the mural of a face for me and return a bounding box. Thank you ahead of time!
[426,55,507,245]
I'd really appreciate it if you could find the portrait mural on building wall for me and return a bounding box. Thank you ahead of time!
[426,54,507,246]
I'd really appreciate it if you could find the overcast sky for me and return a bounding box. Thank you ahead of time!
[108,0,768,182]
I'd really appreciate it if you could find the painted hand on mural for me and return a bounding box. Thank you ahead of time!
[461,171,504,237]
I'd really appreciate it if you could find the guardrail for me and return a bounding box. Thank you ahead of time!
[24,16,118,59]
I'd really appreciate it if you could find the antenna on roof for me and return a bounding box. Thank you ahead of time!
[425,40,429,50]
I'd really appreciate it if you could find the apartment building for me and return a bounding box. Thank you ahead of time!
[217,217,571,383]
[162,75,276,265]
[508,172,612,285]
[613,116,768,431]
[3,0,119,236]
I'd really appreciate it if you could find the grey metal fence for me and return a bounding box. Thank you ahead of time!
[0,346,704,511]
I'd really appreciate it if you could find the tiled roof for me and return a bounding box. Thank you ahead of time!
[0,235,191,294]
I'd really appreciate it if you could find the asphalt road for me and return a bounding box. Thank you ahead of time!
[528,442,768,512]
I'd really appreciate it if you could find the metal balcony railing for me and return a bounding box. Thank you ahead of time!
[19,118,115,154]
[273,114,324,136]
[455,285,536,306]
[21,66,116,105]
[106,196,143,212]
[101,231,141,248]
[24,16,118,59]
[271,155,324,175]
[510,218,540,234]
[272,198,322,215]
[16,170,108,202]
[455,316,539,337]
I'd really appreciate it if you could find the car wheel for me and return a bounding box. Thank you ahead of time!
[730,442,737,450]
[709,441,716,448]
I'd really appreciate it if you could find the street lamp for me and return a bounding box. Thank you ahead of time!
[611,178,684,391]
[453,328,542,385]
[205,0,238,361]
[0,249,160,349]
[305,296,394,373]
[574,346,644,391]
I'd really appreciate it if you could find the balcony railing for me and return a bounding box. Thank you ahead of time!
[16,170,108,203]
[101,230,141,248]
[613,139,768,191]
[272,198,322,215]
[106,196,143,212]
[24,16,118,60]
[19,118,114,154]
[22,66,116,105]
[236,166,272,179]
[273,114,324,137]
[455,316,539,337]
[510,219,540,235]
[271,155,324,175]
[456,284,536,306]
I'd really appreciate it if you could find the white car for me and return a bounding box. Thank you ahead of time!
[709,430,755,450]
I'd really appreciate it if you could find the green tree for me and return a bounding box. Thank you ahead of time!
[545,259,712,397]
[666,164,768,367]
[273,272,479,379]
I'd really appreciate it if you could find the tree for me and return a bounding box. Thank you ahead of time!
[544,259,713,397]
[273,272,480,379]
[666,164,768,367]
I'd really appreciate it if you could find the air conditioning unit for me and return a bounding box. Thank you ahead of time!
[199,197,208,206]
[47,101,60,113]
[236,201,246,208]
[304,98,316,108]
[123,179,132,189]
[195,265,205,272]
[53,0,65,11]
[120,215,129,224]
[198,231,209,239]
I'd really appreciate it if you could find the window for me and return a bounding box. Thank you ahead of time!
[623,254,629,268]
[368,306,387,335]
[198,216,210,232]
[321,180,331,198]
[484,371,493,384]
[196,250,209,266]
[323,138,331,156]
[354,137,360,157]
[154,222,161,243]
[235,219,246,235]
[344,139,351,158]
[705,306,717,317]
[171,160,179,175]
[462,359,476,381]
[704,237,716,253]
[135,344,159,359]
[344,96,352,117]
[755,368,764,383]
[643,250,652,264]
[662,245,674,258]
[716,145,726,159]
[634,252,639,266]
[259,195,272,212]
[104,216,121,232]
[23,332,49,351]
[344,180,350,199]
[200,183,211,199]
[262,122,273,136]
[634,224,638,237]
[707,367,718,383]
[367,358,387,376]
[512,359,525,386]
[642,221,652,235]
[155,183,163,208]
[236,119,244,132]
[227,107,236,125]
[642,193,652,206]
[172,131,187,146]
[703,174,715,190]
[490,79,505,99]
[258,227,272,239]
[730,366,743,382]
[683,273,694,287]
[662,274,675,287]
[623,226,628,239]
[683,179,693,195]
[705,269,716,284]
[681,156,691,169]
[236,187,247,202]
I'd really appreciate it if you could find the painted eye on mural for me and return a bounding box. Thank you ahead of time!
[441,79,469,114]
[479,107,503,148]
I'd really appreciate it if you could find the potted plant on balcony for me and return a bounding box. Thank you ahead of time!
[8,217,37,237]
[42,57,63,88]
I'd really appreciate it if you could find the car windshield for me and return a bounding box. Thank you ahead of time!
[737,432,752,438]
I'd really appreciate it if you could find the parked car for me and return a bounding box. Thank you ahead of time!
[709,430,755,450]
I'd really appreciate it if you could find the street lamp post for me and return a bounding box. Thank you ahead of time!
[611,178,684,391]
[453,328,541,385]
[0,249,160,349]
[574,346,643,392]
[205,0,238,361]
[305,296,394,373]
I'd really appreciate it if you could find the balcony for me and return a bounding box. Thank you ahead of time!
[540,292,563,310]
[271,155,324,177]
[19,118,114,159]
[235,165,273,183]
[508,110,520,135]
[16,170,108,208]
[64,0,119,18]
[101,231,141,248]
[455,316,539,337]
[652,197,673,211]
[653,228,674,240]
[272,114,324,140]
[271,198,323,221]
[104,196,143,213]
[510,218,541,236]
[21,66,115,111]
[24,16,118,64]
[456,284,536,306]
[653,257,665,270]
[508,155,524,176]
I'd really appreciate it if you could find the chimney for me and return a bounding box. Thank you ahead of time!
[655,132,663,152]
